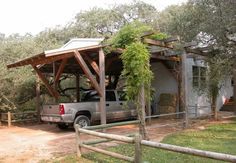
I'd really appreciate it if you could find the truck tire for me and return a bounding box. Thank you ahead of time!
[74,115,90,129]
[57,123,69,130]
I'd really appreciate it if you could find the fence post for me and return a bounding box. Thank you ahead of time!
[8,111,11,127]
[195,104,198,118]
[184,109,189,128]
[75,124,82,157]
[134,134,142,163]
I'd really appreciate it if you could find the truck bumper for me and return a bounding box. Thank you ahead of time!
[41,114,73,123]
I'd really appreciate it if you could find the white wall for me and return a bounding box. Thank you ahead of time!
[151,62,178,113]
[186,58,233,117]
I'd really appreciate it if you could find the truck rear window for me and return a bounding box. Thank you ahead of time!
[82,90,116,102]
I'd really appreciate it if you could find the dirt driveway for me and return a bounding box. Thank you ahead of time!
[0,118,187,163]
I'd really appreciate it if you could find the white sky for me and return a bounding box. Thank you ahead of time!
[0,0,186,36]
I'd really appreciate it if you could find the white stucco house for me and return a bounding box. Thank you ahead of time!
[151,56,233,118]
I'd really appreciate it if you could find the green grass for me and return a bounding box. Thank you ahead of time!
[48,118,236,163]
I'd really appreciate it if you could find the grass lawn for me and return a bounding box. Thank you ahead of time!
[53,118,236,163]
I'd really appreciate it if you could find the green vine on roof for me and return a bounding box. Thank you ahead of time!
[111,21,151,49]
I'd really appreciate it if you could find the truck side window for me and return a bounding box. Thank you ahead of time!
[117,91,126,101]
[106,91,116,101]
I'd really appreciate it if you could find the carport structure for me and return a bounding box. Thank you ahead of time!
[7,36,181,125]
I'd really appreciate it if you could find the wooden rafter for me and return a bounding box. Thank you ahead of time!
[54,58,68,84]
[74,50,102,96]
[32,65,60,98]
[151,54,180,62]
[82,53,100,76]
[32,53,74,66]
[143,38,174,49]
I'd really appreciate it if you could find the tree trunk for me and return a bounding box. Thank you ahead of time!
[137,85,148,140]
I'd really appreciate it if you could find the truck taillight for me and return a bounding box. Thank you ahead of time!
[59,104,65,115]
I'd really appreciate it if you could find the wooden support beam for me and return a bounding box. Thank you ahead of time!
[54,58,68,84]
[76,74,80,102]
[82,54,100,76]
[151,54,180,62]
[36,76,41,123]
[99,48,106,125]
[53,62,57,103]
[181,52,189,128]
[74,50,102,96]
[8,111,11,127]
[144,38,173,49]
[32,65,60,98]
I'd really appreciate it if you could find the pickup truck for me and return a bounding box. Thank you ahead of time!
[41,90,137,129]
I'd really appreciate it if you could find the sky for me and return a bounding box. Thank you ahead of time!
[0,0,186,36]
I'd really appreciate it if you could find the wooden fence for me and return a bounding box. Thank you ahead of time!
[1,111,38,127]
[75,120,236,163]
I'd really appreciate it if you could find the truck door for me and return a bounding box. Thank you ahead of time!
[105,90,120,121]
[117,91,136,120]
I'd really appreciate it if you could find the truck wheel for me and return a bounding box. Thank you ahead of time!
[74,115,90,129]
[57,124,69,130]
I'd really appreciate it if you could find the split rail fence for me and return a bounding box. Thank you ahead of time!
[0,111,37,127]
[75,118,236,163]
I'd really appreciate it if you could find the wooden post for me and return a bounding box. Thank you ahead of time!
[8,111,11,127]
[233,61,236,115]
[99,48,106,125]
[53,62,58,103]
[146,99,151,124]
[181,52,189,128]
[76,74,80,102]
[36,75,41,123]
[139,85,148,140]
[134,134,142,163]
[75,124,82,157]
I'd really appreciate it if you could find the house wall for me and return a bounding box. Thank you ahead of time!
[151,62,178,114]
[186,58,233,117]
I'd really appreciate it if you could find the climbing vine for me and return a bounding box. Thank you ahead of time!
[120,42,153,104]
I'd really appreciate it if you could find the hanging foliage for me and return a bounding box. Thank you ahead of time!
[120,42,153,104]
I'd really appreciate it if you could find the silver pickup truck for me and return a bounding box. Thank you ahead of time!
[41,90,137,129]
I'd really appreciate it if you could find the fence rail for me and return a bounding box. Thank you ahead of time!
[76,120,236,163]
[1,111,38,127]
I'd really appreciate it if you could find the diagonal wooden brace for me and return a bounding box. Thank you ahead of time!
[74,50,102,96]
[54,58,68,84]
[32,65,60,98]
[82,53,100,77]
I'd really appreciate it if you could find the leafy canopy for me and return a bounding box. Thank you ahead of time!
[111,21,151,49]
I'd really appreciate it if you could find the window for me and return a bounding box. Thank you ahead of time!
[192,66,207,89]
[82,91,100,102]
[106,91,116,101]
[117,91,126,101]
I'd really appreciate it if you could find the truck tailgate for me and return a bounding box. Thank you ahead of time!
[41,105,59,115]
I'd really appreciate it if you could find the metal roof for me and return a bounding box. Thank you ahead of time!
[7,38,104,68]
